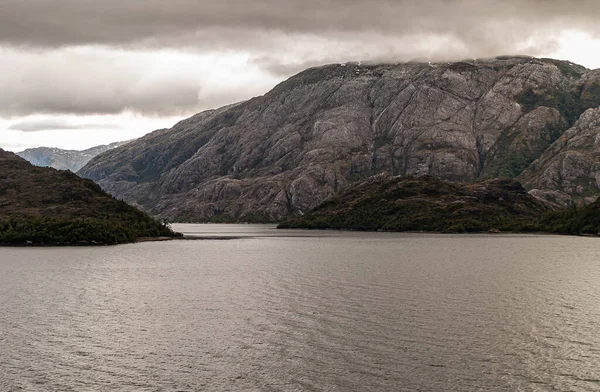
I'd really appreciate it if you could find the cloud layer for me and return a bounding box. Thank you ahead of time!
[2,0,599,50]
[0,47,280,117]
[8,119,119,132]
[3,0,600,151]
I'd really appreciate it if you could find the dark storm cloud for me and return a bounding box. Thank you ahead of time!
[8,119,120,132]
[1,0,598,51]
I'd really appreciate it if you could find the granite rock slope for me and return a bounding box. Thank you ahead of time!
[520,106,600,205]
[80,56,600,221]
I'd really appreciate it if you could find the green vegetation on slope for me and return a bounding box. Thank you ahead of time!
[0,216,174,245]
[0,149,180,245]
[536,201,600,235]
[517,82,600,127]
[278,175,600,235]
[481,122,565,180]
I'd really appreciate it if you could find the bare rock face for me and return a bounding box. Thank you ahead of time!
[528,189,574,209]
[520,106,600,204]
[80,56,598,222]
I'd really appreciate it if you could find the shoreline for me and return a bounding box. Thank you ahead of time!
[2,227,596,247]
[275,226,598,237]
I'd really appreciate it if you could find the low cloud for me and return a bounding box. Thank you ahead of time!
[0,48,201,117]
[248,31,485,76]
[8,119,120,132]
[0,47,281,118]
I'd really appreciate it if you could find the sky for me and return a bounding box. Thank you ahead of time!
[3,0,600,152]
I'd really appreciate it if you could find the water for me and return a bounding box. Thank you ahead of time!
[1,224,600,391]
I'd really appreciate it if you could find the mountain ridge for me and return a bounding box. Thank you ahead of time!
[79,56,600,222]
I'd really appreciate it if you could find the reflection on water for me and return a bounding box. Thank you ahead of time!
[1,225,600,391]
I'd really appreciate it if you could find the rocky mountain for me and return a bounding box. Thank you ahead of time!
[519,76,600,205]
[18,141,129,172]
[79,56,600,222]
[0,149,178,245]
[277,175,553,232]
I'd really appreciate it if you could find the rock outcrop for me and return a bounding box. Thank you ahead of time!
[79,56,600,221]
[520,106,600,205]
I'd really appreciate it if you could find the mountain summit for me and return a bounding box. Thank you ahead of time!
[80,56,600,222]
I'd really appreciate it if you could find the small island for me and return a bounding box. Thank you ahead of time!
[278,175,600,235]
[0,149,181,245]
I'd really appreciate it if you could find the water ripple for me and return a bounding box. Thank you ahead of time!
[1,227,600,391]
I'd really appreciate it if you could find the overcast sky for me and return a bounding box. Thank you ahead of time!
[3,0,600,152]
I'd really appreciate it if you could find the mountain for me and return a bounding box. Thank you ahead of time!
[79,56,600,222]
[17,141,129,172]
[0,149,179,245]
[277,175,552,232]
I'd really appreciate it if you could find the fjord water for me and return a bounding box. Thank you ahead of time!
[1,225,600,391]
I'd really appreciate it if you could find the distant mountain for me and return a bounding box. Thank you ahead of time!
[79,56,600,222]
[0,149,179,245]
[17,141,129,172]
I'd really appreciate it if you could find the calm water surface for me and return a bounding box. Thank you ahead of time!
[1,224,600,391]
